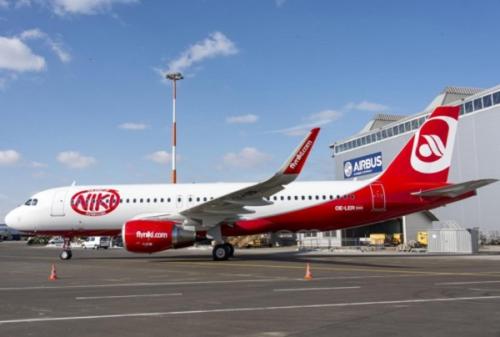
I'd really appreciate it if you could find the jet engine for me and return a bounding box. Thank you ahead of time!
[122,220,196,253]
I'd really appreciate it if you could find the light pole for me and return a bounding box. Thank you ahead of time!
[166,72,183,184]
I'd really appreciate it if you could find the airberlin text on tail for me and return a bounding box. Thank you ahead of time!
[283,128,320,175]
[381,106,459,184]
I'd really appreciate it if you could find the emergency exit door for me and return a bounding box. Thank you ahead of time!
[369,183,386,211]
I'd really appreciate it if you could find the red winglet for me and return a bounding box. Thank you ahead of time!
[283,128,320,175]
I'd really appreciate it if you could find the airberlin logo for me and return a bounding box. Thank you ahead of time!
[136,231,169,239]
[71,189,120,216]
[410,115,457,174]
[289,140,313,170]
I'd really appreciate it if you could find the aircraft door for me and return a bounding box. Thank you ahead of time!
[51,189,68,217]
[369,183,386,211]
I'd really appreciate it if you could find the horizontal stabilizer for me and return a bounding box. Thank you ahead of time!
[412,179,498,198]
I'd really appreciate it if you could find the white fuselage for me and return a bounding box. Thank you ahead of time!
[5,180,369,234]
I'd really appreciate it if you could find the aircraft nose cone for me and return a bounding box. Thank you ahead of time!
[4,209,19,228]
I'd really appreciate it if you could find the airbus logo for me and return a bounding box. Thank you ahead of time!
[344,152,383,178]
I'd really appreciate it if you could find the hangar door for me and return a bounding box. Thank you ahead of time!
[369,183,386,211]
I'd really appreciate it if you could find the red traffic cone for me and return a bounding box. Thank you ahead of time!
[49,264,58,281]
[304,263,313,280]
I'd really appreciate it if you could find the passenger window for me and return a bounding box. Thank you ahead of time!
[140,198,144,203]
[474,98,482,111]
[167,198,171,202]
[153,198,157,203]
[322,195,326,200]
[146,198,150,203]
[315,195,319,200]
[203,197,207,202]
[301,196,305,200]
[280,196,284,201]
[465,101,473,113]
[308,196,312,200]
[188,197,192,202]
[483,95,492,108]
[126,198,130,203]
[177,198,181,202]
[133,199,137,203]
[196,197,200,202]
[494,92,500,105]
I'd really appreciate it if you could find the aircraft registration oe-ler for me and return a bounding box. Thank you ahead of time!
[5,106,497,261]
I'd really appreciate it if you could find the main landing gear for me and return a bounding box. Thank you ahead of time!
[212,243,234,261]
[60,237,73,260]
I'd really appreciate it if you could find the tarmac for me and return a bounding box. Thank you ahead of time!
[1,241,500,337]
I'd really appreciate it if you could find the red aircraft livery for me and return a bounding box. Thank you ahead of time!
[5,105,497,260]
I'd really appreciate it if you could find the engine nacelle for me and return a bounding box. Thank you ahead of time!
[122,220,196,254]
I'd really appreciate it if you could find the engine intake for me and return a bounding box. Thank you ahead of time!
[122,220,196,253]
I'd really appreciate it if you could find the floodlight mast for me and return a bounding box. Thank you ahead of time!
[166,72,183,184]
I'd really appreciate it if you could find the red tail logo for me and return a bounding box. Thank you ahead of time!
[410,114,457,174]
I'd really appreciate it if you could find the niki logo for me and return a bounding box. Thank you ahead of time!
[71,189,120,216]
[410,115,457,174]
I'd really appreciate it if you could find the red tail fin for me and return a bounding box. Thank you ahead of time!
[379,106,459,184]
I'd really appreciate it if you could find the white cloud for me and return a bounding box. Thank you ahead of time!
[50,0,139,16]
[226,114,259,124]
[57,151,96,169]
[30,161,48,168]
[274,109,342,136]
[19,28,71,63]
[0,36,45,72]
[345,100,388,112]
[160,32,238,76]
[0,150,21,166]
[146,151,172,164]
[118,122,149,130]
[223,147,272,169]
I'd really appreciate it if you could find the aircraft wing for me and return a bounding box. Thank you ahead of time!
[412,179,497,198]
[177,128,320,227]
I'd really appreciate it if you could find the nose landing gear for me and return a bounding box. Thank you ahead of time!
[60,237,73,260]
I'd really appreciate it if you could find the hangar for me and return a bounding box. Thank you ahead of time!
[298,85,500,248]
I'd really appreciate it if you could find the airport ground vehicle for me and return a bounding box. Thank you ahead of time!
[81,236,110,249]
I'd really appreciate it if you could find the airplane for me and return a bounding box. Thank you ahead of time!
[4,105,496,261]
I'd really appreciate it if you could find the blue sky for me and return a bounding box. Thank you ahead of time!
[1,0,500,219]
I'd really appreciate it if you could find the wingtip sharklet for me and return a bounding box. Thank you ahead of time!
[281,128,320,175]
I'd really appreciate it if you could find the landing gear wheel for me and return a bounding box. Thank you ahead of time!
[212,244,230,261]
[225,243,234,257]
[60,250,72,260]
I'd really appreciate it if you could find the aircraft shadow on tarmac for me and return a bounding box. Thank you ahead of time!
[74,249,415,270]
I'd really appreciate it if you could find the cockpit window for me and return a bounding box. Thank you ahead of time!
[24,198,38,206]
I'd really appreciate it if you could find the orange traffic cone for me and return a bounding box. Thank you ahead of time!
[304,263,313,280]
[49,264,58,281]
